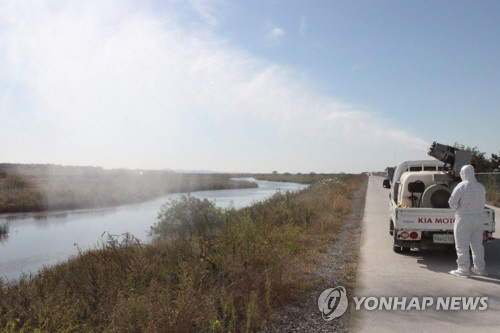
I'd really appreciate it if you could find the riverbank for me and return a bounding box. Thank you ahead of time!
[0,173,367,332]
[252,172,346,184]
[0,164,256,214]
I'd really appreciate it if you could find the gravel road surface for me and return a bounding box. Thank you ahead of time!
[263,179,368,332]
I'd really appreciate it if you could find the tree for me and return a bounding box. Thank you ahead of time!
[491,153,500,171]
[453,143,495,172]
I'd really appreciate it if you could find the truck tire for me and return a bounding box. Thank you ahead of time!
[392,243,400,253]
[393,243,409,253]
[389,220,394,236]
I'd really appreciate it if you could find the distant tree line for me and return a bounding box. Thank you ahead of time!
[454,144,499,173]
[0,163,104,176]
[0,164,258,213]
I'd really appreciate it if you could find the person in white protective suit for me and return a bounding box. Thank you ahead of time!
[448,165,487,277]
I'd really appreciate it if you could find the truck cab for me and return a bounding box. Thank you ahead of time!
[384,160,445,207]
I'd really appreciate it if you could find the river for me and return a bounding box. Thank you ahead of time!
[0,178,307,281]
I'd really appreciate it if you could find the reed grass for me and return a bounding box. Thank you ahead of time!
[0,223,8,243]
[0,169,256,214]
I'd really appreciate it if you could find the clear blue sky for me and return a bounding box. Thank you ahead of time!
[1,0,499,173]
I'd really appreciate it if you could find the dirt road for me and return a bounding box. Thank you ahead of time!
[350,175,500,333]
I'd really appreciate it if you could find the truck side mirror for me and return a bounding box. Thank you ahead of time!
[383,179,391,189]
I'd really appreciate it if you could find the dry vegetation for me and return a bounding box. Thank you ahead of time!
[0,165,256,213]
[0,223,7,243]
[0,173,367,332]
[476,173,500,207]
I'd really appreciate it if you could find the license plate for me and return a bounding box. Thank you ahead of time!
[433,234,455,244]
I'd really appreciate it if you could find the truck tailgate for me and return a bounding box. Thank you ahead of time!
[395,207,495,231]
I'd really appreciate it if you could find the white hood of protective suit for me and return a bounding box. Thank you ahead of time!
[460,165,477,183]
[449,164,485,214]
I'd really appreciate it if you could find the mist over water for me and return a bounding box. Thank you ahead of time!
[0,179,307,281]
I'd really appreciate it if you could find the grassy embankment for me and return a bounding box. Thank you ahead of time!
[0,165,256,214]
[0,173,367,332]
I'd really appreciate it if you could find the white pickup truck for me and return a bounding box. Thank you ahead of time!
[383,159,496,253]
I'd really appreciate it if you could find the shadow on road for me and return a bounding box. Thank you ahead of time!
[399,239,500,286]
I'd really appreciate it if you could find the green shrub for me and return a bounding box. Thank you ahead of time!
[149,195,224,241]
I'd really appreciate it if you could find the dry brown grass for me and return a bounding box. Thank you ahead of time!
[476,173,500,207]
[0,169,256,213]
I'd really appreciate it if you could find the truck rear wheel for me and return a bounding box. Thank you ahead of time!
[393,244,410,253]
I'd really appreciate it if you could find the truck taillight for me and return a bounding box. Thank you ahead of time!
[397,230,421,240]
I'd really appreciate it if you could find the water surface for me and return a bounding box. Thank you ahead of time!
[0,179,306,281]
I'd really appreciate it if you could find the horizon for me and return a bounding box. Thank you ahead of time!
[0,161,369,174]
